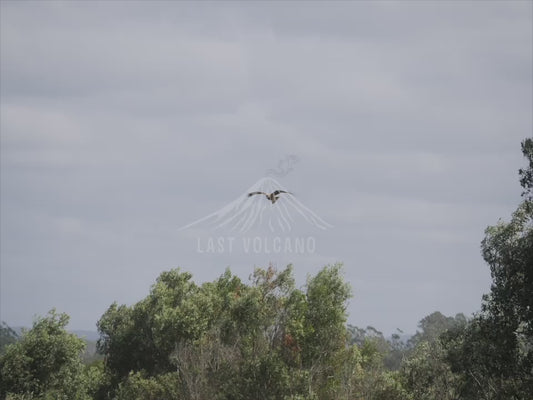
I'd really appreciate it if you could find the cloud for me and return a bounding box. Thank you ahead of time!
[0,0,531,334]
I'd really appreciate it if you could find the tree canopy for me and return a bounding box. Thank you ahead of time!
[0,310,89,399]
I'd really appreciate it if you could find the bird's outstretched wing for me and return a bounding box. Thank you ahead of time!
[248,191,268,197]
[272,190,291,196]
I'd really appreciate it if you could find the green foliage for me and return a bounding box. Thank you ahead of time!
[346,312,469,399]
[347,325,405,370]
[400,341,457,400]
[442,317,527,399]
[519,137,533,202]
[81,360,108,400]
[0,321,18,354]
[408,311,468,348]
[301,264,351,398]
[481,201,533,339]
[95,264,359,399]
[439,138,533,399]
[97,268,211,382]
[114,371,181,400]
[303,264,350,365]
[341,343,407,399]
[0,310,91,399]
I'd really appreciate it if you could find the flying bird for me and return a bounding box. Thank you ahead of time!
[248,190,292,204]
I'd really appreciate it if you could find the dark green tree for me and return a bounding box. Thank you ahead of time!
[408,312,467,348]
[400,340,457,400]
[302,263,351,366]
[0,310,89,399]
[347,324,410,370]
[96,264,358,399]
[443,138,533,399]
[0,322,18,354]
[301,263,352,398]
[519,137,533,202]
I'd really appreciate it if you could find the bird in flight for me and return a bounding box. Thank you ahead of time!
[248,190,292,204]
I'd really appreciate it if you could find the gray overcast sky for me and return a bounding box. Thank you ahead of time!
[1,0,531,335]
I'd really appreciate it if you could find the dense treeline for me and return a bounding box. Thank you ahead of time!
[1,138,531,399]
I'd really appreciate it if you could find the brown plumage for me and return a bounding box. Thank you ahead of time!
[248,190,292,204]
